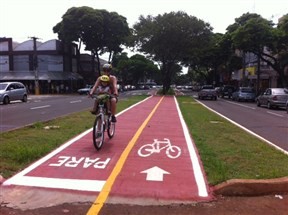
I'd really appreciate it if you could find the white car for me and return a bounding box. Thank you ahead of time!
[0,82,28,104]
[77,85,93,95]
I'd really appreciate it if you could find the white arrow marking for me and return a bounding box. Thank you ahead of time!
[141,166,170,181]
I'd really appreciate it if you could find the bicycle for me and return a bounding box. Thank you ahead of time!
[91,94,115,150]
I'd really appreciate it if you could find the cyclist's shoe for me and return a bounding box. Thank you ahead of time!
[111,115,117,123]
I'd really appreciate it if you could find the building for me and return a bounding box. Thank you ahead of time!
[0,37,104,94]
[231,50,283,92]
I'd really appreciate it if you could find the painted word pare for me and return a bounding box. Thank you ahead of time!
[49,156,111,169]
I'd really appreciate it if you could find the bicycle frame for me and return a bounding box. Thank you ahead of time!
[92,94,115,150]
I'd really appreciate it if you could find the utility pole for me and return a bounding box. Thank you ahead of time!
[30,36,40,95]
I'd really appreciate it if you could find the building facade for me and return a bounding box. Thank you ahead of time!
[0,37,85,94]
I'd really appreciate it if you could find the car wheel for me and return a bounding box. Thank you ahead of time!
[256,100,261,107]
[3,96,9,104]
[22,95,28,102]
[267,102,272,109]
[286,105,288,114]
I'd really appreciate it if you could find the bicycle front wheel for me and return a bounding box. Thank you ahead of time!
[93,115,105,150]
[107,115,115,138]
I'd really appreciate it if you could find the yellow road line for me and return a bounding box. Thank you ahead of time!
[87,96,164,215]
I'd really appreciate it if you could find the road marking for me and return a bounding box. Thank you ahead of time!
[226,100,256,110]
[137,138,181,159]
[174,97,209,197]
[30,105,50,110]
[87,96,164,215]
[267,111,285,117]
[70,100,82,103]
[141,166,170,181]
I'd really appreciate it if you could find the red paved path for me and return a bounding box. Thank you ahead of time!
[3,96,212,203]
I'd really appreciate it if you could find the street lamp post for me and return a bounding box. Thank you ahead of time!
[31,36,40,95]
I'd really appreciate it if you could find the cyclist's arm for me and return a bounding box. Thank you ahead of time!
[111,76,118,96]
[90,78,100,95]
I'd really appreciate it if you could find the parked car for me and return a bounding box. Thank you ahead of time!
[256,88,288,109]
[219,85,236,99]
[286,99,288,114]
[198,85,217,100]
[232,87,256,102]
[0,82,28,104]
[77,85,93,95]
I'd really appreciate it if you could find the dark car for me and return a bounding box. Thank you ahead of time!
[232,87,256,102]
[77,85,93,95]
[198,85,217,100]
[219,85,236,99]
[0,82,28,104]
[256,88,288,109]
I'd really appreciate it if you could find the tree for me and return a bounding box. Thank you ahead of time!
[112,53,159,87]
[227,13,288,87]
[53,7,131,76]
[132,11,213,94]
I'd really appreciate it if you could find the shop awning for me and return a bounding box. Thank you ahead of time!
[0,71,83,81]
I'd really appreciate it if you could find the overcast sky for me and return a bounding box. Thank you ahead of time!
[1,0,286,43]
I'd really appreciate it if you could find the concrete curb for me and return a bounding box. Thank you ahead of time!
[213,177,288,196]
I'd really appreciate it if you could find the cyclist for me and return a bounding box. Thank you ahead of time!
[89,64,118,122]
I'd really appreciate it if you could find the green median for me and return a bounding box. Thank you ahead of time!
[0,95,287,186]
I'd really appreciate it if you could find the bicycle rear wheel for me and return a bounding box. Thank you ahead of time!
[93,115,105,150]
[107,115,115,138]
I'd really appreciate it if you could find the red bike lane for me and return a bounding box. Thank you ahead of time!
[2,96,212,211]
[109,96,211,201]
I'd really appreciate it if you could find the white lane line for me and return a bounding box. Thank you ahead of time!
[30,105,51,110]
[5,176,105,192]
[174,96,208,197]
[225,100,256,110]
[70,100,82,103]
[267,111,285,117]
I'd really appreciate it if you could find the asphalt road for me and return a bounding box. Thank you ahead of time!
[0,91,144,133]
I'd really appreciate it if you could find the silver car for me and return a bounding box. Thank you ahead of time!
[0,82,28,104]
[198,85,217,100]
[232,87,256,102]
[256,88,288,109]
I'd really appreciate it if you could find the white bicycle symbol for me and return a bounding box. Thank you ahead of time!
[138,138,181,159]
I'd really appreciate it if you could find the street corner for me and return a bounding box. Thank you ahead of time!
[213,176,288,196]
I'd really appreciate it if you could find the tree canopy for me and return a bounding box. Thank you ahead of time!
[53,6,131,76]
[227,13,288,87]
[132,11,213,94]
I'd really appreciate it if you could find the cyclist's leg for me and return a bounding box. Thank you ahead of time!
[106,100,111,114]
[110,96,118,122]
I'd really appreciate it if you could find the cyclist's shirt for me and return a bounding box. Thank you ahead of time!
[96,84,110,95]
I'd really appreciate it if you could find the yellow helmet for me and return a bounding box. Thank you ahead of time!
[100,75,110,82]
